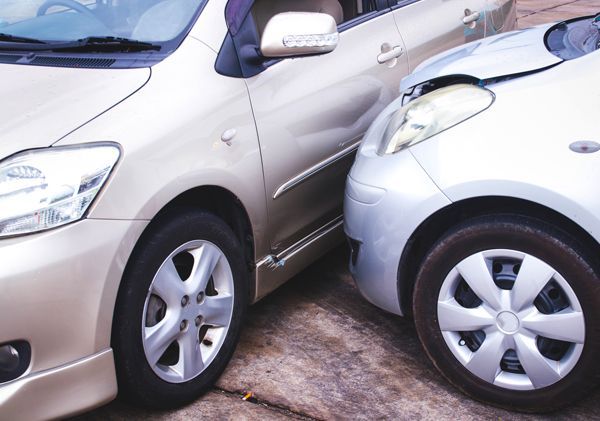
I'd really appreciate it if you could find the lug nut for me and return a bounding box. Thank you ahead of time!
[181,295,189,307]
[180,320,188,331]
[195,316,203,327]
[197,292,205,303]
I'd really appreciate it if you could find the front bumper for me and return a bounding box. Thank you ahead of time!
[0,350,116,420]
[343,150,450,315]
[0,218,147,419]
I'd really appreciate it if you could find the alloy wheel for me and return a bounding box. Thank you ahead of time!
[142,240,234,383]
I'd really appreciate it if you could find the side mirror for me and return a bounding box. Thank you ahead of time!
[260,12,339,58]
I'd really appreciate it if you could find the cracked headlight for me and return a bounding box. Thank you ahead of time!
[378,84,495,155]
[0,143,120,237]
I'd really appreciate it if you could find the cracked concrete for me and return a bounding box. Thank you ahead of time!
[78,1,600,420]
[214,388,321,421]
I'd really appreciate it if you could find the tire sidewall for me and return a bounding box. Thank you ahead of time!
[113,208,247,408]
[413,215,600,412]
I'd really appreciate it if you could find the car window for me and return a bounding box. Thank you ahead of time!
[0,0,203,43]
[340,0,380,22]
[251,0,383,38]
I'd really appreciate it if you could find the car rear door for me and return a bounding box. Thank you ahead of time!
[244,1,409,254]
[389,0,488,72]
[485,0,517,36]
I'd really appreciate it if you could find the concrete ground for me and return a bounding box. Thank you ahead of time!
[79,1,600,420]
[517,0,599,28]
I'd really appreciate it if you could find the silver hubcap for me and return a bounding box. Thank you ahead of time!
[437,249,585,391]
[142,240,234,383]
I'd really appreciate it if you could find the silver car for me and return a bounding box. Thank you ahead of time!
[345,14,600,412]
[0,0,514,418]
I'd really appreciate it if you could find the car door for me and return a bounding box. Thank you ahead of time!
[245,1,409,254]
[485,0,517,36]
[390,0,487,72]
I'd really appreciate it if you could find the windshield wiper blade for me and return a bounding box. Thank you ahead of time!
[0,33,46,44]
[48,36,161,52]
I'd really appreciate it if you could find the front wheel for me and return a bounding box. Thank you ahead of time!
[113,209,247,408]
[413,215,600,412]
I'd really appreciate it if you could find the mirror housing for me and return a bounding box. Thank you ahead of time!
[260,12,339,58]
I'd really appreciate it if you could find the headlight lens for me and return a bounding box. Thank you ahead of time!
[0,144,120,237]
[378,84,495,155]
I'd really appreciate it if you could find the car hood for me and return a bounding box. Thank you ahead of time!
[401,23,562,91]
[0,63,150,160]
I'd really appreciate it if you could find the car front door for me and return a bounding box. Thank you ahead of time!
[244,0,409,255]
[390,0,488,72]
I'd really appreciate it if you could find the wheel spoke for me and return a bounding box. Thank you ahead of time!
[456,253,502,311]
[144,314,181,366]
[188,244,221,293]
[465,331,509,383]
[152,259,186,307]
[511,255,555,312]
[522,310,585,344]
[438,299,495,332]
[200,295,233,327]
[142,239,235,383]
[177,329,204,379]
[514,333,561,388]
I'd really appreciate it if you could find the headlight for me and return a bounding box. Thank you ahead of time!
[0,143,120,237]
[379,84,495,155]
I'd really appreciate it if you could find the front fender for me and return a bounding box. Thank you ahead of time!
[443,180,600,244]
[54,36,269,256]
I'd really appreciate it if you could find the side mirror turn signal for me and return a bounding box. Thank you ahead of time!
[260,12,339,58]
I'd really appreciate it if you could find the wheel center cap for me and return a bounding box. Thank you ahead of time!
[496,311,520,334]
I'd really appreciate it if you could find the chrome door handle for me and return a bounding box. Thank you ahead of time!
[377,46,404,64]
[463,10,481,25]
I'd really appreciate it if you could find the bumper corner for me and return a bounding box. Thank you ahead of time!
[0,349,117,420]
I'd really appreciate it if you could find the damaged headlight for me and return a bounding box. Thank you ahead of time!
[378,84,495,155]
[0,143,120,237]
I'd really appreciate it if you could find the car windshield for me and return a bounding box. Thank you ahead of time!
[0,0,203,48]
[546,15,600,60]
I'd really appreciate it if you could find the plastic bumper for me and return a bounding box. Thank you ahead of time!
[343,150,450,315]
[0,218,147,419]
[0,349,116,420]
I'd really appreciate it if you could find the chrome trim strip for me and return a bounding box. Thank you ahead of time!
[277,215,343,260]
[256,216,343,270]
[273,140,361,199]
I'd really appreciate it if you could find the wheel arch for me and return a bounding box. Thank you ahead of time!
[161,185,254,266]
[398,195,600,317]
[129,185,256,301]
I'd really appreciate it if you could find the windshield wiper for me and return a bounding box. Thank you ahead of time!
[47,36,161,52]
[0,33,46,44]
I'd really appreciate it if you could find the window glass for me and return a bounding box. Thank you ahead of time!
[0,0,203,43]
[251,0,381,38]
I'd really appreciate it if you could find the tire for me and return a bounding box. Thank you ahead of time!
[413,214,600,412]
[112,208,247,409]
